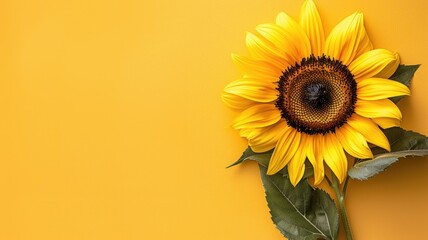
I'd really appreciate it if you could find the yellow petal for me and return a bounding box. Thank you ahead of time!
[335,124,373,159]
[233,104,281,129]
[267,129,301,175]
[248,121,289,153]
[224,78,278,103]
[288,134,309,186]
[322,133,347,183]
[299,0,325,56]
[349,49,400,81]
[357,78,410,100]
[306,135,325,185]
[246,32,289,70]
[325,12,373,65]
[374,52,400,79]
[239,128,252,138]
[231,54,282,81]
[305,135,316,170]
[347,114,390,151]
[276,12,311,59]
[256,24,300,66]
[372,117,401,129]
[222,92,255,110]
[355,99,402,120]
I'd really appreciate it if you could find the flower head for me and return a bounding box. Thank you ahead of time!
[223,0,410,186]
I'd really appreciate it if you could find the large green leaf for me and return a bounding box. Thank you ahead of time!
[259,165,339,240]
[350,127,428,180]
[389,64,420,103]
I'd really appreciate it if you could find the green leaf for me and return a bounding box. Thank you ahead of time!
[259,165,339,240]
[348,150,428,180]
[348,157,398,180]
[389,64,420,103]
[228,146,315,178]
[385,127,428,151]
[226,146,273,168]
[350,127,428,180]
[372,127,428,155]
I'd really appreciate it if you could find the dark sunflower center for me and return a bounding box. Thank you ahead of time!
[275,55,357,135]
[303,82,332,110]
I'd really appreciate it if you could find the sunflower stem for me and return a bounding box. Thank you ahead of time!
[342,176,350,199]
[332,174,353,240]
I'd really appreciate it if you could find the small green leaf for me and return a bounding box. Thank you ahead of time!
[226,147,273,168]
[348,150,428,180]
[389,64,420,86]
[259,165,339,240]
[389,64,420,103]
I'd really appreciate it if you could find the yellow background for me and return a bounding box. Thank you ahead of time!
[0,0,427,239]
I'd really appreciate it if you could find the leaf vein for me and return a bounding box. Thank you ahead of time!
[270,179,326,237]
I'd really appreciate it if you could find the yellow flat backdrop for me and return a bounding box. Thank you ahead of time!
[0,0,427,239]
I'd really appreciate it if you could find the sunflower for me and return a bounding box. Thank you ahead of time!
[223,0,410,186]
